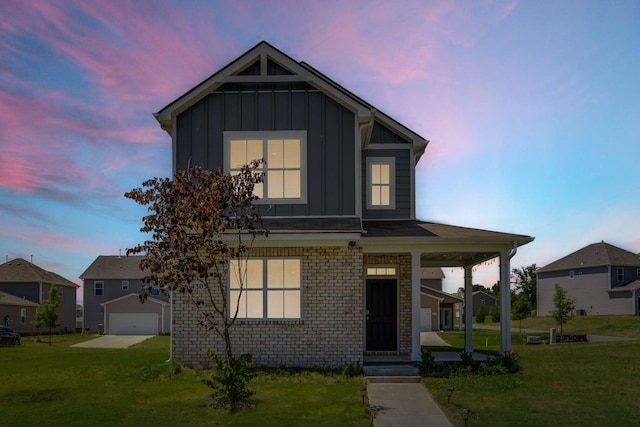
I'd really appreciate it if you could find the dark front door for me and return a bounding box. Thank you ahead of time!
[366,278,397,351]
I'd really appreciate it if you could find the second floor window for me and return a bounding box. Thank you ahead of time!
[224,131,307,204]
[122,281,129,291]
[95,281,104,296]
[617,267,624,282]
[366,157,395,209]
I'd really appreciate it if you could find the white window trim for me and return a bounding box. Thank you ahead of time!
[20,308,26,324]
[228,257,303,321]
[617,267,624,282]
[223,130,307,204]
[122,280,129,291]
[366,157,395,210]
[94,281,104,296]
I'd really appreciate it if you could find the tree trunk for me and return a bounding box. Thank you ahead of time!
[223,327,233,363]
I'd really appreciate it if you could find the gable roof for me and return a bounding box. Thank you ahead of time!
[421,267,445,279]
[472,290,496,299]
[154,41,428,160]
[0,258,78,288]
[421,285,463,303]
[0,290,40,307]
[100,293,169,307]
[79,256,147,280]
[537,241,640,273]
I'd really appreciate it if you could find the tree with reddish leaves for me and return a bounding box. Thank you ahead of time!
[124,161,267,367]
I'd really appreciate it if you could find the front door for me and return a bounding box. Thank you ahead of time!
[366,279,397,351]
[439,307,453,330]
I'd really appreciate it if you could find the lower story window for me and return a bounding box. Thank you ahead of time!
[229,258,302,320]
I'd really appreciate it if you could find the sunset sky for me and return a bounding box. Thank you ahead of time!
[1,1,639,299]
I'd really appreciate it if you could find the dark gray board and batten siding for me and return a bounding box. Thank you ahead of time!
[176,82,356,217]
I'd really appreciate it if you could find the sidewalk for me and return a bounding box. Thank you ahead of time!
[367,381,452,427]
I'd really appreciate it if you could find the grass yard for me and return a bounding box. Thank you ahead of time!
[0,334,369,427]
[426,328,640,426]
[482,315,640,339]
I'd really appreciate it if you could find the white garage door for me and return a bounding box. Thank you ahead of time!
[109,313,158,335]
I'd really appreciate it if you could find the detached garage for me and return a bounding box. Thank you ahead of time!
[102,294,170,335]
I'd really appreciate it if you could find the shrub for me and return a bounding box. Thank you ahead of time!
[459,349,474,369]
[420,348,436,376]
[341,360,363,377]
[203,351,256,410]
[475,305,486,323]
[490,305,501,322]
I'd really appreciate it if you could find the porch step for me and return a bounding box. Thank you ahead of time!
[363,364,420,378]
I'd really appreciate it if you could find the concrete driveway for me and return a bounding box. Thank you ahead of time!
[71,335,154,349]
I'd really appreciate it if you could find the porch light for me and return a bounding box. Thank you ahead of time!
[460,408,470,426]
[446,386,454,403]
[360,386,367,405]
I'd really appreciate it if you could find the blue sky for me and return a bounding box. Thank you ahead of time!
[1,1,639,298]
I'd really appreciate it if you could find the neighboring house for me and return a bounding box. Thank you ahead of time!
[0,290,39,333]
[0,258,78,333]
[153,41,533,368]
[420,267,462,331]
[537,241,640,316]
[80,256,170,335]
[472,290,496,315]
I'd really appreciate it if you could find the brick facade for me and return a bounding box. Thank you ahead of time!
[171,246,364,369]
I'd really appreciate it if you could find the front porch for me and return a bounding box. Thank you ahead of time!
[362,220,534,363]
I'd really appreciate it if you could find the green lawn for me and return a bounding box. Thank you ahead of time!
[0,334,369,427]
[426,328,640,426]
[483,315,640,339]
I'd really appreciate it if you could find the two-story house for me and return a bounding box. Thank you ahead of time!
[80,255,170,335]
[153,41,533,368]
[0,258,78,334]
[537,241,640,316]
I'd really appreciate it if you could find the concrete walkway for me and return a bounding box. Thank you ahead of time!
[71,335,154,349]
[367,382,452,427]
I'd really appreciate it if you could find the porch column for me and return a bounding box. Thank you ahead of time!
[411,251,421,361]
[464,265,474,353]
[500,249,512,353]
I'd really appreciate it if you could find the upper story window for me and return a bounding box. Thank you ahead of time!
[617,267,624,282]
[58,286,63,299]
[366,157,395,209]
[569,270,575,279]
[229,258,302,320]
[122,281,129,291]
[224,131,307,204]
[95,281,104,296]
[637,268,640,278]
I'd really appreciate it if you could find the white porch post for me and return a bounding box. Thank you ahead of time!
[500,249,512,353]
[411,251,421,361]
[464,265,473,353]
